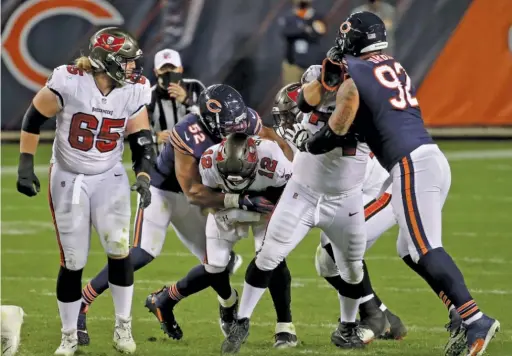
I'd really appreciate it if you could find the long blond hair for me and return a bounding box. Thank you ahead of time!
[74,56,93,73]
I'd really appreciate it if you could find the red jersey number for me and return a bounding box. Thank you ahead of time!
[68,113,126,153]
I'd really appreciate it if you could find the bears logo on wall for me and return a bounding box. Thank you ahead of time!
[1,0,124,92]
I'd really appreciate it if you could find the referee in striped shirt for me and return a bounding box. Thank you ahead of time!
[148,49,205,154]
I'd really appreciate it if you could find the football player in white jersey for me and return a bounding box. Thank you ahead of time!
[274,81,404,340]
[15,27,154,356]
[222,68,373,353]
[145,132,298,347]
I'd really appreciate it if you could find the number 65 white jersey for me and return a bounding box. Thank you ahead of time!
[199,138,292,193]
[46,65,151,175]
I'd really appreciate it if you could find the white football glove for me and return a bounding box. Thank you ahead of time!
[284,123,310,149]
[275,126,286,139]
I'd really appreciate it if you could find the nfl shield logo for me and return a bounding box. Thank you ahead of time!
[102,98,107,104]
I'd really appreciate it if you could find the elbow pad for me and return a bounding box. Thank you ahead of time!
[297,90,316,113]
[128,129,156,176]
[304,124,342,155]
[22,104,49,134]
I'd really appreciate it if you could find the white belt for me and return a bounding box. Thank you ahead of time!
[72,174,84,205]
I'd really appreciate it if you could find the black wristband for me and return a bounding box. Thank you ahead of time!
[22,104,48,134]
[297,90,316,113]
[128,129,156,176]
[304,124,343,155]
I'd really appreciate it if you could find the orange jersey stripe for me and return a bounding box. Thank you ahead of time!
[170,128,194,155]
[402,157,429,255]
[48,164,65,267]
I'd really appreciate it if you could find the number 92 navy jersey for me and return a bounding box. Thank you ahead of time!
[344,54,434,171]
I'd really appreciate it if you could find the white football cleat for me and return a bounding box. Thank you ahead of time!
[54,329,78,356]
[113,316,136,354]
[1,305,25,356]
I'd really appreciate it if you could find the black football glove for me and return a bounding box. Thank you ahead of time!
[238,194,274,214]
[17,153,40,197]
[131,174,151,209]
[318,56,345,92]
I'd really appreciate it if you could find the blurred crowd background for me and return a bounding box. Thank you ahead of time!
[1,0,511,136]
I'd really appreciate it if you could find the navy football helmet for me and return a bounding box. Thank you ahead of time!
[198,84,249,139]
[332,11,388,59]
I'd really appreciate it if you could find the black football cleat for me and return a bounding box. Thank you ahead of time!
[77,311,90,346]
[358,299,386,343]
[144,286,183,340]
[444,308,466,356]
[221,318,250,355]
[331,322,366,349]
[273,323,298,348]
[219,290,239,336]
[379,309,408,340]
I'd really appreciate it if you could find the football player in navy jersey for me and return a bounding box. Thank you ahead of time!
[78,85,296,346]
[297,11,499,356]
[142,84,298,346]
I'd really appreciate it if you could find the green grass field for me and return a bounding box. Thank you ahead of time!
[1,141,511,356]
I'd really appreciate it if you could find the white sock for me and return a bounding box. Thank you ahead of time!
[218,287,237,308]
[237,281,266,320]
[339,294,360,323]
[57,299,81,333]
[464,312,483,326]
[360,293,374,304]
[109,283,134,319]
[379,303,387,312]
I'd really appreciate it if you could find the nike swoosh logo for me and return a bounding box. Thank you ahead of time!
[114,173,123,177]
[184,132,190,141]
[348,212,358,217]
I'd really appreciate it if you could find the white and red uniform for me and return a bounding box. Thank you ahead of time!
[46,64,151,270]
[254,64,369,286]
[199,138,292,271]
[316,154,396,277]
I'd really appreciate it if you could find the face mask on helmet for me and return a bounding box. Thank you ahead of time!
[272,105,299,131]
[216,135,258,193]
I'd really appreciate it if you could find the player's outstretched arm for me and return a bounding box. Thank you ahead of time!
[298,80,322,112]
[327,78,359,135]
[259,126,294,161]
[126,107,155,209]
[17,87,59,197]
[301,79,359,155]
[175,149,226,208]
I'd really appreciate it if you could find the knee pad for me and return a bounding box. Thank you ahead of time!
[338,260,364,285]
[105,238,130,258]
[314,244,339,278]
[204,263,227,274]
[255,248,281,272]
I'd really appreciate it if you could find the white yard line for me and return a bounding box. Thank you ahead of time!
[2,248,511,265]
[2,149,512,176]
[16,313,512,337]
[4,276,511,295]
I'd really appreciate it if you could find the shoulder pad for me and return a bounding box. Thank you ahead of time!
[301,65,322,85]
[170,114,216,158]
